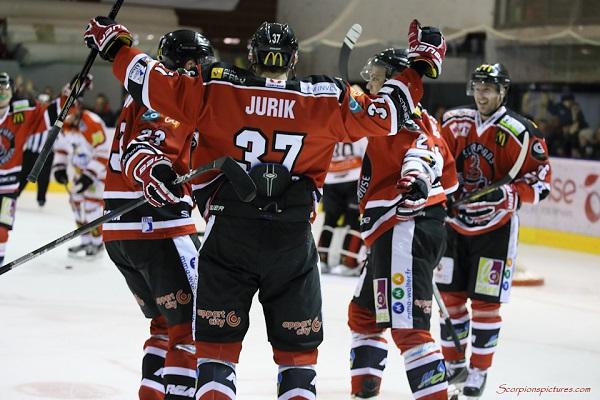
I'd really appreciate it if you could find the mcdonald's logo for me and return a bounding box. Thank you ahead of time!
[264,51,284,67]
[496,130,507,147]
[12,112,24,124]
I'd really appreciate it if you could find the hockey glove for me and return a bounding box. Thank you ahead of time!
[457,184,519,224]
[74,172,95,194]
[84,16,133,62]
[395,170,431,221]
[133,155,182,208]
[53,168,68,185]
[407,19,446,79]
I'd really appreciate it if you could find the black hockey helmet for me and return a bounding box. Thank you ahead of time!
[467,63,511,96]
[361,48,409,81]
[158,29,216,70]
[248,22,298,71]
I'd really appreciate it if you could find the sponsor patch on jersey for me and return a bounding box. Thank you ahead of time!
[141,216,154,233]
[129,62,146,85]
[475,257,504,297]
[164,116,180,128]
[531,139,548,161]
[495,129,508,147]
[12,112,24,124]
[210,67,224,79]
[374,278,390,323]
[12,99,30,111]
[141,110,161,121]
[349,96,361,113]
[265,78,286,89]
[91,130,105,146]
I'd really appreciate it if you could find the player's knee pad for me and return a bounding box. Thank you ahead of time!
[277,365,316,400]
[470,300,502,370]
[195,359,236,400]
[401,341,448,399]
[349,332,387,398]
[347,302,381,335]
[140,319,169,400]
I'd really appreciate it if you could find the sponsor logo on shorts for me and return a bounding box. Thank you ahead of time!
[392,287,405,299]
[414,299,432,315]
[373,278,390,323]
[141,216,153,233]
[475,257,504,297]
[282,316,321,335]
[156,290,192,309]
[392,273,405,285]
[392,302,404,314]
[133,294,145,307]
[197,309,243,328]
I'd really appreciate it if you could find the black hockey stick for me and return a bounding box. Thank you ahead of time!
[452,131,530,207]
[432,282,463,353]
[27,0,125,183]
[338,24,362,80]
[1,156,255,276]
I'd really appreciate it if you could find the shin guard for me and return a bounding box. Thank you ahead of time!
[349,332,387,398]
[277,365,316,400]
[195,359,236,400]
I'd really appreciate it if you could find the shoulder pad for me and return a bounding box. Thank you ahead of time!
[505,109,544,138]
[11,99,35,112]
[442,105,476,125]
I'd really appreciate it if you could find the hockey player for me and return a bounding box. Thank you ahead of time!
[84,17,442,399]
[0,72,57,265]
[347,45,459,400]
[51,75,109,257]
[436,63,552,397]
[101,30,215,400]
[317,136,367,276]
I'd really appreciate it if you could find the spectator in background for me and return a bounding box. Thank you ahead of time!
[92,93,115,127]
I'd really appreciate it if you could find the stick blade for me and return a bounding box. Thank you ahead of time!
[343,24,362,49]
[220,157,257,202]
[338,24,362,80]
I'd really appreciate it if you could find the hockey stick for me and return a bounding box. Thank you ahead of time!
[338,24,362,80]
[0,156,255,276]
[432,282,463,353]
[452,131,530,207]
[27,0,125,183]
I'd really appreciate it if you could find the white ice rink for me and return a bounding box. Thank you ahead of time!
[1,192,599,400]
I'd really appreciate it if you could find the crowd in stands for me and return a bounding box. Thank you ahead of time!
[521,86,600,160]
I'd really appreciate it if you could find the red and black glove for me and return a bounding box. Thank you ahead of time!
[84,16,133,62]
[74,172,95,194]
[395,170,431,221]
[133,155,182,208]
[407,19,446,79]
[457,184,519,224]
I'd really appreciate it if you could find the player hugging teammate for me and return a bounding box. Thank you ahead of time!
[77,7,552,400]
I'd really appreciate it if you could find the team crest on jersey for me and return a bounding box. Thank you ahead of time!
[0,128,16,164]
[457,143,495,193]
[531,139,548,161]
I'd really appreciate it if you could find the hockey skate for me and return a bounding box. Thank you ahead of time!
[329,263,362,277]
[319,261,332,274]
[85,243,104,258]
[449,367,487,399]
[446,359,468,400]
[67,243,88,258]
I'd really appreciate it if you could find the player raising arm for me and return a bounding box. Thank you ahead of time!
[84,17,442,400]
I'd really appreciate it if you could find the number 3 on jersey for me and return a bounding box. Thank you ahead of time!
[235,128,305,171]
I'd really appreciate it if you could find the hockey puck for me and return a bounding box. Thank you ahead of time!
[65,265,73,270]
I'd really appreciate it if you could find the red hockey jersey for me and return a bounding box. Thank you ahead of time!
[102,96,198,241]
[441,105,552,235]
[357,105,458,246]
[112,48,424,217]
[0,99,51,194]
